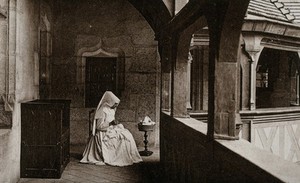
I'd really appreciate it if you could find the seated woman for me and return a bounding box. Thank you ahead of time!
[80,91,142,166]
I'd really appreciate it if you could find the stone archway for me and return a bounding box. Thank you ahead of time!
[158,0,250,139]
[173,16,208,117]
[256,48,300,108]
[127,0,172,33]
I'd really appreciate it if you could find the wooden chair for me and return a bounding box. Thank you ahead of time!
[88,109,95,137]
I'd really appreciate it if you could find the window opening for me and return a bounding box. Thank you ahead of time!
[85,57,117,108]
[256,49,300,108]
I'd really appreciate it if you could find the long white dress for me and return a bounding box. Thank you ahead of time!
[80,95,142,166]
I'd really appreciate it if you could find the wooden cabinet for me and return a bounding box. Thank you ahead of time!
[21,99,71,178]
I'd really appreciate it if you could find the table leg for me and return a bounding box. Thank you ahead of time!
[139,131,153,156]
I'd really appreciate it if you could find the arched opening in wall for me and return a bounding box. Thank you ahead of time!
[168,13,209,118]
[256,48,300,108]
[189,28,209,112]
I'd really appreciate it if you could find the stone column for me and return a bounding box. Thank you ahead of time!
[239,48,250,110]
[297,73,300,105]
[186,52,192,109]
[173,60,189,117]
[161,72,171,111]
[168,34,189,117]
[205,0,250,139]
[159,37,172,112]
[242,35,263,110]
[296,52,300,105]
[191,45,209,111]
[249,58,256,110]
[202,46,209,111]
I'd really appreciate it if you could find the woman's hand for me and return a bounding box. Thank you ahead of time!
[109,120,119,126]
[109,121,115,126]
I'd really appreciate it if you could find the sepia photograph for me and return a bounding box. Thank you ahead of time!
[1,0,300,182]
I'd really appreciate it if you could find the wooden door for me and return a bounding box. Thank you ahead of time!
[85,57,117,107]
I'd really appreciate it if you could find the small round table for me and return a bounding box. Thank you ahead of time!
[138,123,155,156]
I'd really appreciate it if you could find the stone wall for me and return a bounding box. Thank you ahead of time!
[0,0,51,181]
[0,0,11,128]
[51,0,159,148]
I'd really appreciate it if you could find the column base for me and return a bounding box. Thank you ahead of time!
[139,150,153,156]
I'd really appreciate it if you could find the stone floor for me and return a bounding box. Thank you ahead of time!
[18,146,163,183]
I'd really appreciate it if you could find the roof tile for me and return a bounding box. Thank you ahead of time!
[248,0,299,24]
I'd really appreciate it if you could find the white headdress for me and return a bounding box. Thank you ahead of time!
[92,91,120,135]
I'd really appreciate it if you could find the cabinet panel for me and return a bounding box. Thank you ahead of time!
[21,99,70,178]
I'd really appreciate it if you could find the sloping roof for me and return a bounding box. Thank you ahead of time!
[247,0,300,25]
[280,0,300,23]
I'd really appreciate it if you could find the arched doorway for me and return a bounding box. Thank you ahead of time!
[256,48,300,108]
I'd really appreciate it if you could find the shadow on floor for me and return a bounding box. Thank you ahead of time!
[19,146,165,183]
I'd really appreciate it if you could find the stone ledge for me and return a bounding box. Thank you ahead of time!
[163,112,300,183]
[216,139,300,183]
[183,118,300,183]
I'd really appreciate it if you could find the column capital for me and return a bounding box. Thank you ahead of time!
[242,34,264,63]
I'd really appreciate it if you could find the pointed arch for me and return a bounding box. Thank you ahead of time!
[127,0,172,34]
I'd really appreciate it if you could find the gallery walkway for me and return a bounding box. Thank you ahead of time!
[18,147,162,183]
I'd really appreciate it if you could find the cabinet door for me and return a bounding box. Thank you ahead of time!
[21,105,62,178]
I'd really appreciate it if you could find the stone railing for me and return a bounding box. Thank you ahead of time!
[240,107,300,163]
[162,112,300,183]
[190,107,300,164]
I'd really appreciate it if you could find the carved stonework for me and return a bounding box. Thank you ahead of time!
[75,37,125,107]
[76,39,124,84]
[242,34,264,110]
